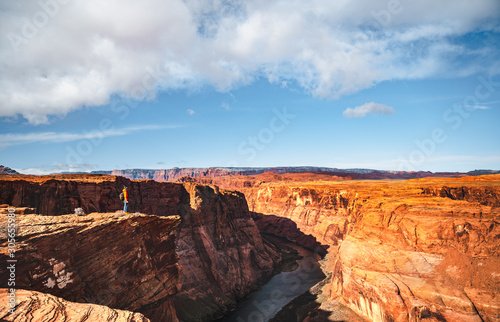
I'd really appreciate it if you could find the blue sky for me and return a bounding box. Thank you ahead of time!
[1,0,499,174]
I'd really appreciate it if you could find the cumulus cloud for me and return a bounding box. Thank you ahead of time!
[0,0,499,124]
[343,102,395,118]
[187,109,196,115]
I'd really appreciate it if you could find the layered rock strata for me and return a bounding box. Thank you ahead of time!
[183,174,500,321]
[0,211,181,321]
[174,184,280,321]
[0,288,150,322]
[0,175,281,321]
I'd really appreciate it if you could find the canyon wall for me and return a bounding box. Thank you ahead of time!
[0,211,181,321]
[0,175,281,321]
[422,185,500,208]
[4,172,498,321]
[175,184,280,321]
[186,174,500,321]
[0,175,186,216]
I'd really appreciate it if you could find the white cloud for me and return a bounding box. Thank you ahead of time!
[471,105,490,110]
[0,124,176,149]
[0,0,499,124]
[187,109,196,115]
[343,102,395,118]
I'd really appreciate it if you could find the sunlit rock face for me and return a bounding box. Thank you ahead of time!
[174,184,281,321]
[0,211,181,321]
[0,174,281,322]
[182,173,500,321]
[0,288,151,322]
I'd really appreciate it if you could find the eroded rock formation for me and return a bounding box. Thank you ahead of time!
[0,174,186,216]
[0,288,150,322]
[3,171,498,321]
[184,173,500,321]
[0,175,281,321]
[175,184,280,321]
[422,185,500,207]
[0,211,181,321]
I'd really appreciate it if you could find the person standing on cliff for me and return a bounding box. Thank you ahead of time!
[121,186,129,213]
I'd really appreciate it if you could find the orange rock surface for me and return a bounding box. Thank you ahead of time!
[0,288,150,321]
[0,210,181,321]
[184,174,500,321]
[0,175,281,321]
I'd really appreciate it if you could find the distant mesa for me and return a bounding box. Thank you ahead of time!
[467,169,500,176]
[90,170,113,175]
[0,165,19,175]
[3,165,500,181]
[109,166,500,182]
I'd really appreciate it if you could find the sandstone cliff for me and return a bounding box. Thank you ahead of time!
[421,184,500,208]
[0,288,150,321]
[174,184,280,321]
[0,175,281,321]
[0,211,181,321]
[0,174,186,216]
[183,173,500,321]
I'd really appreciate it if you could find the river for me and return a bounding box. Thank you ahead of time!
[219,241,325,322]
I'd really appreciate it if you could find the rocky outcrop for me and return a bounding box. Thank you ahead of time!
[0,288,150,321]
[244,185,360,248]
[332,200,500,322]
[174,184,280,321]
[187,174,500,321]
[0,174,186,216]
[0,211,181,321]
[422,185,500,207]
[0,175,281,321]
[0,166,19,175]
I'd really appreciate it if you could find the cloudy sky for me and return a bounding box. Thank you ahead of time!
[1,0,499,174]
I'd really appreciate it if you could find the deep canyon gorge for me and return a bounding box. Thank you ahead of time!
[1,171,499,321]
